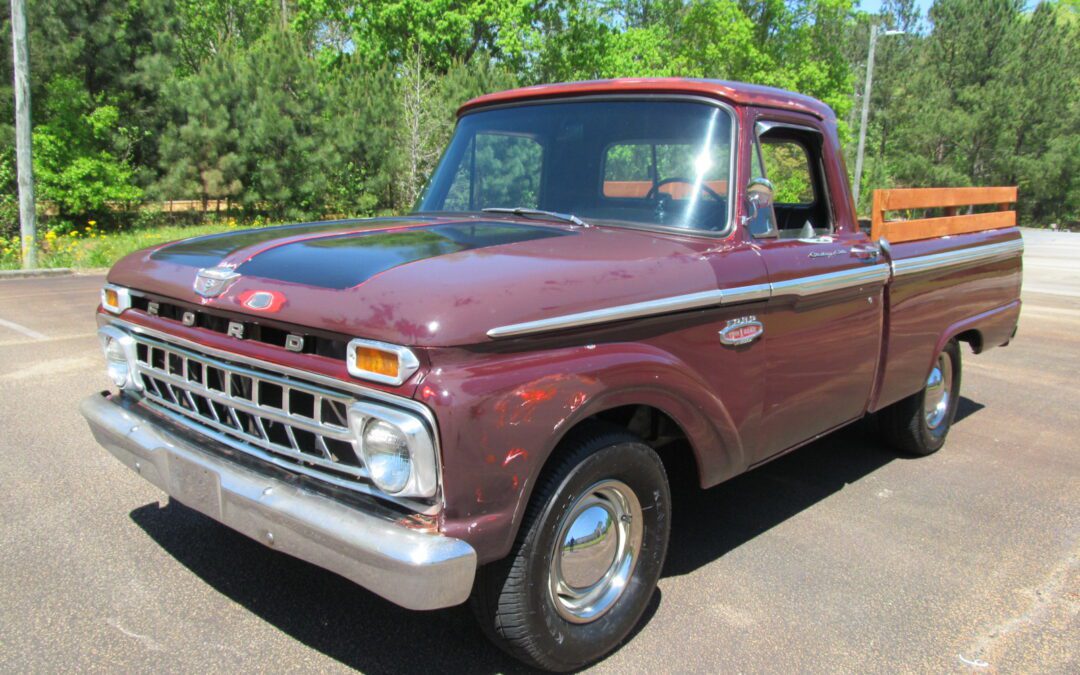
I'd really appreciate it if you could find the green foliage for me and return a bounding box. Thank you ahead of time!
[0,151,18,239]
[0,216,271,270]
[852,0,1079,224]
[761,141,815,203]
[32,76,143,221]
[173,0,275,70]
[397,52,519,209]
[294,0,541,70]
[1,0,1075,245]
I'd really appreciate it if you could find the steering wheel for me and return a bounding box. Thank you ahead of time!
[645,177,723,202]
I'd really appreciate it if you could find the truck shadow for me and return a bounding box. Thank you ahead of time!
[664,396,985,577]
[128,397,984,673]
[129,499,532,674]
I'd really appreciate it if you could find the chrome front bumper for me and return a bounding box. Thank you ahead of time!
[80,392,476,610]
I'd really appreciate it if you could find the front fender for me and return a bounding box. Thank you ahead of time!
[420,340,747,564]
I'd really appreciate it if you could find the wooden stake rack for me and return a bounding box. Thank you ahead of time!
[870,186,1018,244]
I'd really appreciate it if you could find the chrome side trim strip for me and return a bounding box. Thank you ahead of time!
[487,238,1022,339]
[487,263,890,339]
[892,239,1024,277]
[488,263,892,338]
[771,264,891,298]
[486,284,771,339]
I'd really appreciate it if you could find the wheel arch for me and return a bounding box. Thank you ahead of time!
[429,341,747,564]
[501,386,740,560]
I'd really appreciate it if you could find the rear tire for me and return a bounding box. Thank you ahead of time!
[879,339,962,456]
[471,424,671,672]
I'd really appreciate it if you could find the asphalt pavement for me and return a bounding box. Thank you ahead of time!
[0,229,1076,673]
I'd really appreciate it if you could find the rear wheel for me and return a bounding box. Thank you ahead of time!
[471,425,671,672]
[879,339,962,456]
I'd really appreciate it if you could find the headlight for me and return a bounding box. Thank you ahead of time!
[363,420,412,493]
[100,284,132,314]
[104,335,129,386]
[348,402,438,498]
[98,326,141,391]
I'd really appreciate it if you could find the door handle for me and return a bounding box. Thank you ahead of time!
[849,245,881,261]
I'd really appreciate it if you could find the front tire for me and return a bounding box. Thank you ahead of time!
[879,339,962,456]
[471,425,671,671]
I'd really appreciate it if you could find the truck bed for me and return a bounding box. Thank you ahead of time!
[870,187,1023,411]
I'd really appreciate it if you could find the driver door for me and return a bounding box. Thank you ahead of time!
[747,115,886,461]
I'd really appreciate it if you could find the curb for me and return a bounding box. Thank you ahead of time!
[0,267,74,279]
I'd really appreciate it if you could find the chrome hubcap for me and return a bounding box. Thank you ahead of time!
[924,353,953,430]
[549,480,643,623]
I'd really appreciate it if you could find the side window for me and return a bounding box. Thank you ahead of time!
[444,132,543,211]
[759,140,815,204]
[753,123,832,236]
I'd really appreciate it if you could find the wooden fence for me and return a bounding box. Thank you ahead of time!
[40,199,234,216]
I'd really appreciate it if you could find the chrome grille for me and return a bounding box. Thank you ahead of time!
[131,332,370,492]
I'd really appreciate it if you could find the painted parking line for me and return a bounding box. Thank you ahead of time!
[0,331,97,348]
[0,317,47,340]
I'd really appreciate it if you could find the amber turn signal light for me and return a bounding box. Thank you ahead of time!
[100,284,131,314]
[354,346,399,379]
[346,339,420,386]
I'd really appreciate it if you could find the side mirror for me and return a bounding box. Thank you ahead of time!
[743,177,778,238]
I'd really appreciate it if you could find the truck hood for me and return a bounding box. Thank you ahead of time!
[108,215,735,347]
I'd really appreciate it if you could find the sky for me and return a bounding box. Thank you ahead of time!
[856,0,935,15]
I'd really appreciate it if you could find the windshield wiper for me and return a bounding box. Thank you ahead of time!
[482,207,590,228]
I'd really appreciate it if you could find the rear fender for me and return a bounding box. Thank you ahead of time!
[929,299,1021,376]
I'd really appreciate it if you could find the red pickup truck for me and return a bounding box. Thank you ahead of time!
[82,79,1023,670]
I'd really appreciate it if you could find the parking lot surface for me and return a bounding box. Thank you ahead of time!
[0,229,1076,673]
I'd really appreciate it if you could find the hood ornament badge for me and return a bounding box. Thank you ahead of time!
[194,265,240,298]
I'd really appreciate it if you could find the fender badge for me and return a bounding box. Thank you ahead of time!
[194,265,240,298]
[809,249,844,258]
[720,316,764,346]
[238,289,286,312]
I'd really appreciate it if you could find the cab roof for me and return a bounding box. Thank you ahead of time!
[458,78,836,121]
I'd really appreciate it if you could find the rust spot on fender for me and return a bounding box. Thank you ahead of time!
[568,391,587,412]
[516,387,557,404]
[503,448,528,466]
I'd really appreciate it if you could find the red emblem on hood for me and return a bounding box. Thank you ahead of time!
[238,290,287,312]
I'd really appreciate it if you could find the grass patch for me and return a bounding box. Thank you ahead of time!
[0,217,274,270]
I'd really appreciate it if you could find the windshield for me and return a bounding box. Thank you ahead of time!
[417,100,735,233]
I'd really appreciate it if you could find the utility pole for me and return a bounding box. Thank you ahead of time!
[9,0,35,268]
[853,25,904,212]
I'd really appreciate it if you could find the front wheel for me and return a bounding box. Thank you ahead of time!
[471,425,671,671]
[879,339,963,456]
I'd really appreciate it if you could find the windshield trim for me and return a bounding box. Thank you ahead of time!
[453,94,740,240]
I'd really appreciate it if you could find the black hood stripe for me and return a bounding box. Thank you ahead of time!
[231,222,572,289]
[150,217,431,268]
